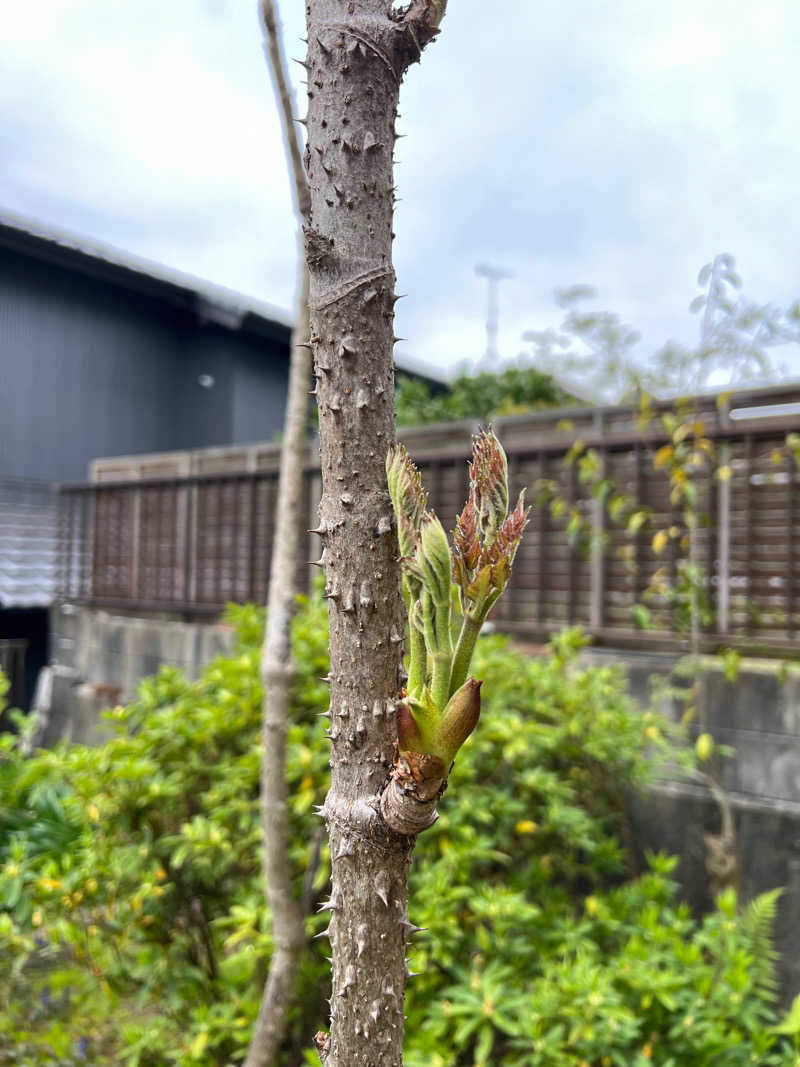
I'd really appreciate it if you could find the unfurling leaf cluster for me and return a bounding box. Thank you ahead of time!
[386,429,529,770]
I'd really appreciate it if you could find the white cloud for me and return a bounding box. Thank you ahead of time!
[1,0,799,379]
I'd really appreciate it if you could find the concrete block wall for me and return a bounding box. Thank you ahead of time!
[584,648,800,809]
[584,647,800,1003]
[53,602,233,696]
[628,785,800,1005]
[41,602,234,745]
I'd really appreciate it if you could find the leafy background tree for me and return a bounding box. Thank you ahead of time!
[395,365,574,427]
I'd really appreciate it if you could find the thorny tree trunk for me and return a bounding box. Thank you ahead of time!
[303,3,445,1064]
[245,3,312,1065]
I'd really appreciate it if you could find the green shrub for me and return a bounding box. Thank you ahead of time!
[395,365,572,427]
[403,633,794,1066]
[0,599,331,1065]
[0,603,796,1065]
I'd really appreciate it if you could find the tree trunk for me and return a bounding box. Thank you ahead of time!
[303,3,445,1064]
[244,3,312,1065]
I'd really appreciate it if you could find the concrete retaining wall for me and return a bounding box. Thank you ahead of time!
[584,648,800,1003]
[38,602,234,745]
[584,648,800,808]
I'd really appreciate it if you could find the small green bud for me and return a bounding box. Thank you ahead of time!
[696,732,713,762]
[400,688,439,751]
[430,677,482,764]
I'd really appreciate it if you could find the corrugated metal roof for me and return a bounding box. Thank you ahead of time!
[0,479,60,608]
[0,209,294,335]
[0,209,449,385]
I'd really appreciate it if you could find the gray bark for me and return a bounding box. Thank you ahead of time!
[244,3,312,1065]
[303,3,444,1063]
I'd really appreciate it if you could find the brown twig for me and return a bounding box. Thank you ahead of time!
[243,2,313,1065]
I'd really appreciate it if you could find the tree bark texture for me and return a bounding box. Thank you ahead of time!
[304,3,444,1064]
[245,3,312,1065]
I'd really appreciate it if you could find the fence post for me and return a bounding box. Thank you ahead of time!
[536,450,547,625]
[506,451,522,623]
[589,447,607,630]
[566,460,578,624]
[184,483,196,606]
[60,490,73,600]
[716,443,731,636]
[130,486,142,601]
[89,489,101,600]
[744,435,754,634]
[787,451,795,640]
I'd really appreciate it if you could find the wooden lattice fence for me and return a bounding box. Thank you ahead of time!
[57,383,800,653]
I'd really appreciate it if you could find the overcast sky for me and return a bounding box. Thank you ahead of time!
[3,0,800,382]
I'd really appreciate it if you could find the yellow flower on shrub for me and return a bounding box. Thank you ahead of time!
[35,877,61,892]
[515,820,538,834]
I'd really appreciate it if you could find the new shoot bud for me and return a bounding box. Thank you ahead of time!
[386,429,528,778]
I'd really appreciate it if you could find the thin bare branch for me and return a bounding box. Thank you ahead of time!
[259,0,311,219]
[243,2,313,1065]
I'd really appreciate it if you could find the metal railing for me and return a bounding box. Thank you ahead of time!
[55,385,800,654]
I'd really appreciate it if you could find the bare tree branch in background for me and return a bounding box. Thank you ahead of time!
[244,2,311,1064]
[523,259,800,404]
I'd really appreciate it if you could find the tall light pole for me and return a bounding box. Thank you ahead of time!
[476,262,514,362]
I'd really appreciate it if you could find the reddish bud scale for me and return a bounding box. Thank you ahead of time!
[486,494,529,568]
[396,700,424,752]
[453,492,481,573]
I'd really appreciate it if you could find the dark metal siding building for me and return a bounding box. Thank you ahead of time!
[0,212,446,708]
[0,212,296,709]
[0,213,293,484]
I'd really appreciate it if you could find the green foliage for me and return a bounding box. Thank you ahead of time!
[406,873,793,1067]
[395,364,572,427]
[403,636,792,1066]
[0,608,795,1065]
[722,648,742,684]
[775,995,800,1038]
[742,888,783,1003]
[0,599,332,1066]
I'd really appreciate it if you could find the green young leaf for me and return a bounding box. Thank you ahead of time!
[386,443,427,558]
